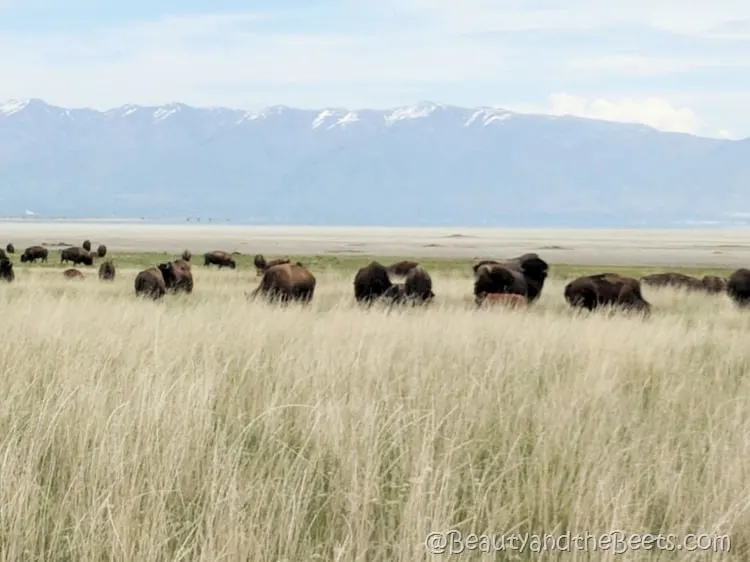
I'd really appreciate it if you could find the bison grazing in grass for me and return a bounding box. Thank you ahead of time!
[61,247,93,266]
[5,243,14,254]
[253,254,291,276]
[204,250,236,269]
[181,249,191,262]
[564,273,651,315]
[82,240,91,252]
[353,261,394,304]
[387,260,419,277]
[726,269,750,308]
[96,244,107,258]
[641,272,703,291]
[472,253,549,304]
[0,258,14,282]
[21,245,48,263]
[251,262,316,304]
[63,268,85,280]
[0,249,6,260]
[475,292,527,309]
[701,275,727,294]
[98,260,116,281]
[134,265,173,300]
[165,259,193,294]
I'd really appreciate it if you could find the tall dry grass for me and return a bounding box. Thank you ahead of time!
[0,266,748,561]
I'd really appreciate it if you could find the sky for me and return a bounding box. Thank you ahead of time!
[1,0,750,139]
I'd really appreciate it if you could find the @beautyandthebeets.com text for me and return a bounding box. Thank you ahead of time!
[424,529,732,555]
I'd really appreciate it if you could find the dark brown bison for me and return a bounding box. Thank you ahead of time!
[0,249,6,260]
[20,245,48,263]
[254,254,291,276]
[164,259,193,294]
[98,260,116,281]
[204,250,236,269]
[251,262,316,303]
[564,273,651,315]
[403,265,434,304]
[641,272,703,291]
[353,261,394,304]
[61,246,93,266]
[5,243,14,254]
[727,269,750,307]
[0,258,14,282]
[475,292,528,309]
[63,268,85,280]
[82,239,91,252]
[473,253,549,304]
[387,260,419,277]
[134,264,174,300]
[701,275,727,293]
[96,244,107,258]
[181,249,191,262]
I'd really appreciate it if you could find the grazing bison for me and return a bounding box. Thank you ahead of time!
[134,265,174,300]
[0,249,6,260]
[0,258,14,282]
[98,260,116,281]
[251,262,316,303]
[475,292,527,309]
[726,269,750,307]
[564,273,651,315]
[253,254,291,276]
[20,245,48,263]
[204,250,236,269]
[96,244,107,258]
[472,253,549,303]
[404,265,434,304]
[61,246,93,266]
[181,249,191,262]
[82,239,91,252]
[353,261,394,304]
[641,272,703,291]
[5,243,14,254]
[63,268,85,280]
[701,275,727,294]
[165,259,193,294]
[387,260,419,277]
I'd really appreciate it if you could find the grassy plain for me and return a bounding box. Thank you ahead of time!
[0,255,746,561]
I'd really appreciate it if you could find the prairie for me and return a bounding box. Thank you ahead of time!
[0,265,747,560]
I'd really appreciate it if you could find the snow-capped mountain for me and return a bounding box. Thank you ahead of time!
[0,98,747,226]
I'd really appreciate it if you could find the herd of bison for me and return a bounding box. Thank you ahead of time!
[2,241,750,313]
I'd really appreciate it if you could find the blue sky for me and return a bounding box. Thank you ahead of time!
[2,0,750,138]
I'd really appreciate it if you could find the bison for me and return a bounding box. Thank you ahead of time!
[353,261,394,304]
[472,253,549,304]
[165,259,193,294]
[98,260,116,281]
[5,243,14,254]
[387,260,419,277]
[61,246,93,266]
[701,275,727,294]
[20,245,48,263]
[254,254,291,276]
[641,272,703,291]
[564,273,651,315]
[727,269,750,307]
[204,250,236,269]
[475,292,527,309]
[0,249,6,260]
[96,244,107,258]
[0,258,14,282]
[63,268,85,280]
[134,264,173,300]
[181,249,191,262]
[403,265,434,304]
[251,262,316,303]
[82,239,91,252]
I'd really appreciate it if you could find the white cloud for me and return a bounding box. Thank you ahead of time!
[543,93,701,135]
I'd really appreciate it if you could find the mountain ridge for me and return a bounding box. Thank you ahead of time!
[0,98,747,227]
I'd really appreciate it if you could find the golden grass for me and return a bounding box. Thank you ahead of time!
[0,266,747,560]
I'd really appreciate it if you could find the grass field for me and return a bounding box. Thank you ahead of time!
[0,255,747,560]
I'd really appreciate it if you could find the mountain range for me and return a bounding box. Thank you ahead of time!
[0,98,748,227]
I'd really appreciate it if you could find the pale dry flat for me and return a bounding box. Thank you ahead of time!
[2,221,750,265]
[0,267,746,561]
